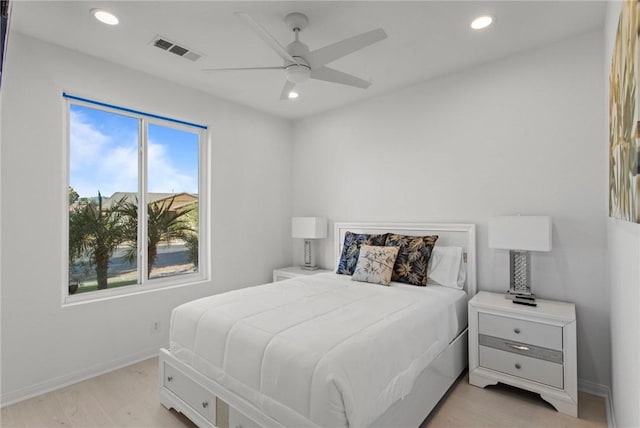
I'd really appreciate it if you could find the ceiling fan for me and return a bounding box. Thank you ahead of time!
[204,12,387,100]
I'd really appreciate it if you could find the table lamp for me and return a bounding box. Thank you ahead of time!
[292,217,327,270]
[488,216,552,305]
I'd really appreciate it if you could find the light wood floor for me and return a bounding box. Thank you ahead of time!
[1,357,608,428]
[421,374,607,428]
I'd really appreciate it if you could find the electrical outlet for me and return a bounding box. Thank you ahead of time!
[151,321,160,335]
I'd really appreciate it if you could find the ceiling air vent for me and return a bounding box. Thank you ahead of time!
[151,36,202,62]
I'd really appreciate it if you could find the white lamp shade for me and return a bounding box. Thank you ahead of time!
[292,217,328,239]
[488,216,552,251]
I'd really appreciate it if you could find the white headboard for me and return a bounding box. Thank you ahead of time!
[334,222,477,296]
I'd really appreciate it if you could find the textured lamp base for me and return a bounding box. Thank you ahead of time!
[301,239,319,270]
[505,250,535,303]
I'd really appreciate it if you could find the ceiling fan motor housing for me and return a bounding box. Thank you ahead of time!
[285,39,311,83]
[286,40,310,59]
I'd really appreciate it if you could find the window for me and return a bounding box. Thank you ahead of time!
[65,95,207,300]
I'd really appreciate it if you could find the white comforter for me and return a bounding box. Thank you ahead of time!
[170,273,464,427]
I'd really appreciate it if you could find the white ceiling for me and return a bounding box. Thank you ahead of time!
[9,1,606,119]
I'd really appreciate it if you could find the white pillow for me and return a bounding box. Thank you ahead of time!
[427,246,466,289]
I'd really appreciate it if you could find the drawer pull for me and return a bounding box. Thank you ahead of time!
[202,401,209,409]
[514,328,521,334]
[515,363,521,369]
[510,344,530,351]
[167,376,173,382]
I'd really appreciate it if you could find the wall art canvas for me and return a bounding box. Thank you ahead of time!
[610,0,640,223]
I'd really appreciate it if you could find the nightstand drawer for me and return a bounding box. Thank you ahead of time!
[479,346,564,389]
[479,313,562,350]
[479,334,562,364]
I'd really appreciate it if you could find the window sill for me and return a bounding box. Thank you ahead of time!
[62,274,209,307]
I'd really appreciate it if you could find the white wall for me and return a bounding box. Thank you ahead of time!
[0,33,292,404]
[604,2,640,426]
[292,31,609,388]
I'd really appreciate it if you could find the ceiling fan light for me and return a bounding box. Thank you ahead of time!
[288,91,299,99]
[285,64,310,84]
[92,9,119,25]
[471,15,492,30]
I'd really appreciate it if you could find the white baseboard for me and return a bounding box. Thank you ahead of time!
[0,346,164,408]
[578,378,615,428]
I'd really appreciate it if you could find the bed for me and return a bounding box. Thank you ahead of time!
[160,222,477,428]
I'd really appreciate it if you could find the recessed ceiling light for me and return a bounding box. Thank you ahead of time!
[471,15,493,30]
[91,9,119,26]
[288,91,299,100]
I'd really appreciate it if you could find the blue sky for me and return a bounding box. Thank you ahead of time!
[69,104,199,198]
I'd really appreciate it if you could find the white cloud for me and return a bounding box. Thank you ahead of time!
[99,143,139,194]
[69,109,198,198]
[148,141,198,193]
[69,110,108,172]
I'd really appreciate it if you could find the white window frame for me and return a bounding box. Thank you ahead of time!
[62,96,210,305]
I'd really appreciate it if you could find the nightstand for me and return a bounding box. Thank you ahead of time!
[468,291,577,417]
[272,266,332,282]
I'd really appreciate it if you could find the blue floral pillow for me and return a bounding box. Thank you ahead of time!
[336,232,389,275]
[385,234,439,286]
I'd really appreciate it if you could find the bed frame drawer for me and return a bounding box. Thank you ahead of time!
[164,362,216,424]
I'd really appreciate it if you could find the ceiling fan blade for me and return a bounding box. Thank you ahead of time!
[307,28,387,69]
[280,80,297,100]
[203,66,285,72]
[235,12,296,63]
[310,66,371,89]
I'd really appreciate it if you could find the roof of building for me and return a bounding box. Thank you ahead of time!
[100,192,197,210]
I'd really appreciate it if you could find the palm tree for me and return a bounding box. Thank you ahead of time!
[68,186,79,205]
[184,234,199,268]
[183,202,199,268]
[69,193,128,289]
[120,195,195,278]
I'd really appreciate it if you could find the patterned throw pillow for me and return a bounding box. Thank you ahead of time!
[336,232,389,275]
[352,245,400,286]
[385,234,439,286]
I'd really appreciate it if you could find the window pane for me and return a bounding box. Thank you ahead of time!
[68,104,139,294]
[146,123,199,280]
